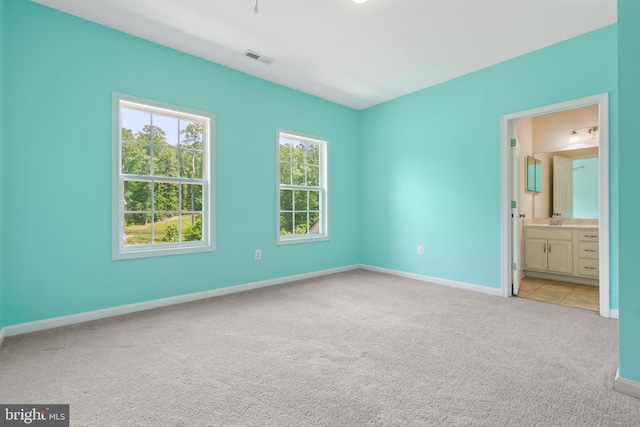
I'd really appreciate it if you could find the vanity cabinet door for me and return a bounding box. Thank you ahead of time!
[547,239,573,274]
[524,239,548,271]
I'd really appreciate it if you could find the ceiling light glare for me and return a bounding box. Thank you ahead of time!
[569,130,580,143]
[352,0,368,3]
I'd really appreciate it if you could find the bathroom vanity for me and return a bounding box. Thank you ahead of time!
[523,224,599,286]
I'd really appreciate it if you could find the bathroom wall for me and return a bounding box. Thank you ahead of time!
[531,105,600,219]
[532,104,599,153]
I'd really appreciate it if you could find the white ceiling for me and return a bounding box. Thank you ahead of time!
[33,0,617,110]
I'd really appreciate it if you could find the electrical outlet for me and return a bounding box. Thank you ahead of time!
[417,245,424,255]
[255,249,262,260]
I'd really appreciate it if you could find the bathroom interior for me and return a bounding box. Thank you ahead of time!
[516,104,600,311]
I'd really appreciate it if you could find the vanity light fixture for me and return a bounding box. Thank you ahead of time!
[568,126,599,143]
[353,0,368,3]
[569,130,580,143]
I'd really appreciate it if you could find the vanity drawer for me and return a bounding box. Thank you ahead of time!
[578,258,599,277]
[578,242,599,259]
[525,227,572,241]
[578,230,599,242]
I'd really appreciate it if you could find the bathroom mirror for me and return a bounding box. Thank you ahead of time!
[532,147,599,219]
[526,156,542,193]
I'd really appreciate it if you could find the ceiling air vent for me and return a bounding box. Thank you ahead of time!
[243,50,275,65]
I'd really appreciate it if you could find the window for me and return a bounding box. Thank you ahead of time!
[277,130,329,244]
[112,93,215,260]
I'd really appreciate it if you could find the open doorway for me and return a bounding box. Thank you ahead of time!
[501,94,610,317]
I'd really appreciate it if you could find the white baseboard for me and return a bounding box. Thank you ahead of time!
[360,264,503,297]
[2,264,360,339]
[610,310,619,319]
[0,326,6,349]
[615,369,640,399]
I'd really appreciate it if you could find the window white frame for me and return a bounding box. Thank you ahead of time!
[112,93,215,260]
[276,129,329,244]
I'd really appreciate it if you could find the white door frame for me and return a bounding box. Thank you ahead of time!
[500,93,610,318]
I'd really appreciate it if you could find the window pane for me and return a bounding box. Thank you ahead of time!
[153,146,178,177]
[122,143,150,175]
[280,162,291,185]
[309,212,320,234]
[121,128,137,143]
[308,144,320,165]
[280,189,293,211]
[117,96,213,258]
[294,190,308,211]
[154,217,180,244]
[292,163,306,186]
[279,141,291,163]
[280,212,293,235]
[291,141,305,164]
[121,108,150,140]
[307,166,319,187]
[149,124,170,145]
[181,184,203,211]
[182,213,203,241]
[124,181,151,211]
[301,142,313,163]
[276,132,326,243]
[179,150,203,179]
[295,212,309,235]
[180,120,203,148]
[152,114,179,146]
[124,213,152,245]
[309,191,320,211]
[154,182,180,212]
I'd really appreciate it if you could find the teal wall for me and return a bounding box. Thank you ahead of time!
[0,0,628,381]
[573,158,599,218]
[359,26,618,303]
[1,0,360,325]
[0,0,5,331]
[618,0,640,383]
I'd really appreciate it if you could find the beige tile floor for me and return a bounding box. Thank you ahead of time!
[517,277,599,311]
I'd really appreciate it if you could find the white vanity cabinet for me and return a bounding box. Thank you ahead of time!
[524,226,599,285]
[524,228,573,274]
[577,229,599,278]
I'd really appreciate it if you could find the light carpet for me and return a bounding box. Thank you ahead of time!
[0,270,638,426]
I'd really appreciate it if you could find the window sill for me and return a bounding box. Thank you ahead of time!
[113,242,215,260]
[277,235,329,245]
